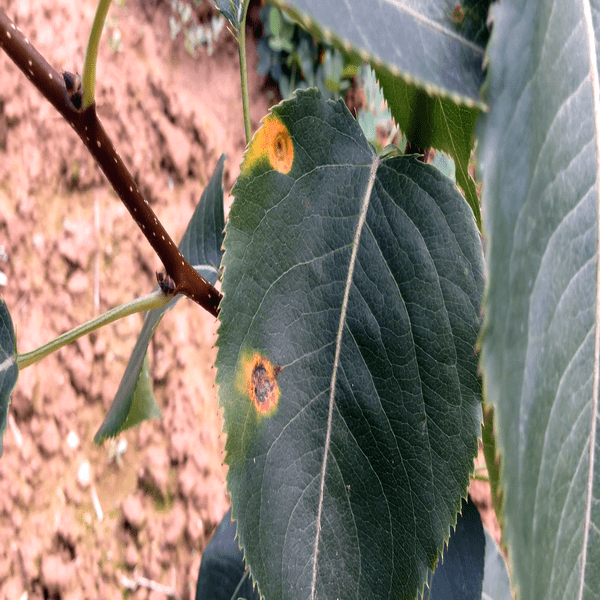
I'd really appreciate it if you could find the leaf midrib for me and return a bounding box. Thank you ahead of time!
[310,155,380,599]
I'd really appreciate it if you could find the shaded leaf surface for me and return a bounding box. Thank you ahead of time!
[272,0,490,107]
[217,89,484,600]
[0,300,17,456]
[481,529,511,600]
[376,70,481,229]
[95,155,225,442]
[195,508,260,600]
[478,1,600,598]
[423,495,484,600]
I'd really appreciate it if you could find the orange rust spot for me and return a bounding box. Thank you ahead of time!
[244,354,283,415]
[242,115,294,175]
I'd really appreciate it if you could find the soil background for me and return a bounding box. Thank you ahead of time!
[0,1,499,599]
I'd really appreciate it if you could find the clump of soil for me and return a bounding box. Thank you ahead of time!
[0,0,271,597]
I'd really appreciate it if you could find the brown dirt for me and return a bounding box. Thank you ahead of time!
[0,2,499,598]
[0,1,272,598]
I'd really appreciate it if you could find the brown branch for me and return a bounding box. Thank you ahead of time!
[0,9,222,317]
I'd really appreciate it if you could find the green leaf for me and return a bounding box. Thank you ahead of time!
[423,496,485,600]
[376,70,481,230]
[118,354,161,431]
[482,529,511,600]
[0,300,18,457]
[478,1,600,598]
[94,155,226,443]
[195,508,260,600]
[217,89,484,600]
[214,0,243,30]
[271,0,490,109]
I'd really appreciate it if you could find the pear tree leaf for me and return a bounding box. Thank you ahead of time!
[375,70,481,230]
[270,0,488,228]
[217,89,484,600]
[214,0,244,30]
[481,529,511,600]
[271,0,491,109]
[478,0,600,597]
[94,155,226,443]
[423,495,485,600]
[0,300,18,457]
[195,508,260,600]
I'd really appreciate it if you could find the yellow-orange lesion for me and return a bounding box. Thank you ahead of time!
[243,353,283,415]
[241,114,294,175]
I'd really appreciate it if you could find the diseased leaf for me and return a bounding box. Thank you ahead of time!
[0,300,18,457]
[423,496,485,600]
[478,0,600,597]
[217,89,484,600]
[272,0,490,108]
[94,155,226,443]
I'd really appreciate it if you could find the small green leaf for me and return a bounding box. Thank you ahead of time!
[95,155,226,443]
[217,89,484,600]
[214,0,243,30]
[117,354,161,432]
[269,6,281,36]
[0,300,18,457]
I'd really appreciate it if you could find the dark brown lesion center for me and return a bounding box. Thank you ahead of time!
[252,364,275,404]
[274,134,286,158]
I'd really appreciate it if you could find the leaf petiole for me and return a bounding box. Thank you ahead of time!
[82,0,112,110]
[237,0,252,144]
[17,290,171,370]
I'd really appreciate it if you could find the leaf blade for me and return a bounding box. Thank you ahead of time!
[376,69,481,229]
[0,300,18,456]
[272,0,490,108]
[478,1,600,598]
[217,89,484,600]
[424,496,485,600]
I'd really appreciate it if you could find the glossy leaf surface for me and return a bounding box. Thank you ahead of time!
[478,0,600,597]
[217,89,484,600]
[95,155,225,442]
[0,300,17,456]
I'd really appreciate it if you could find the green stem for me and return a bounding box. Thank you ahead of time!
[238,0,252,144]
[17,290,171,369]
[82,0,112,110]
